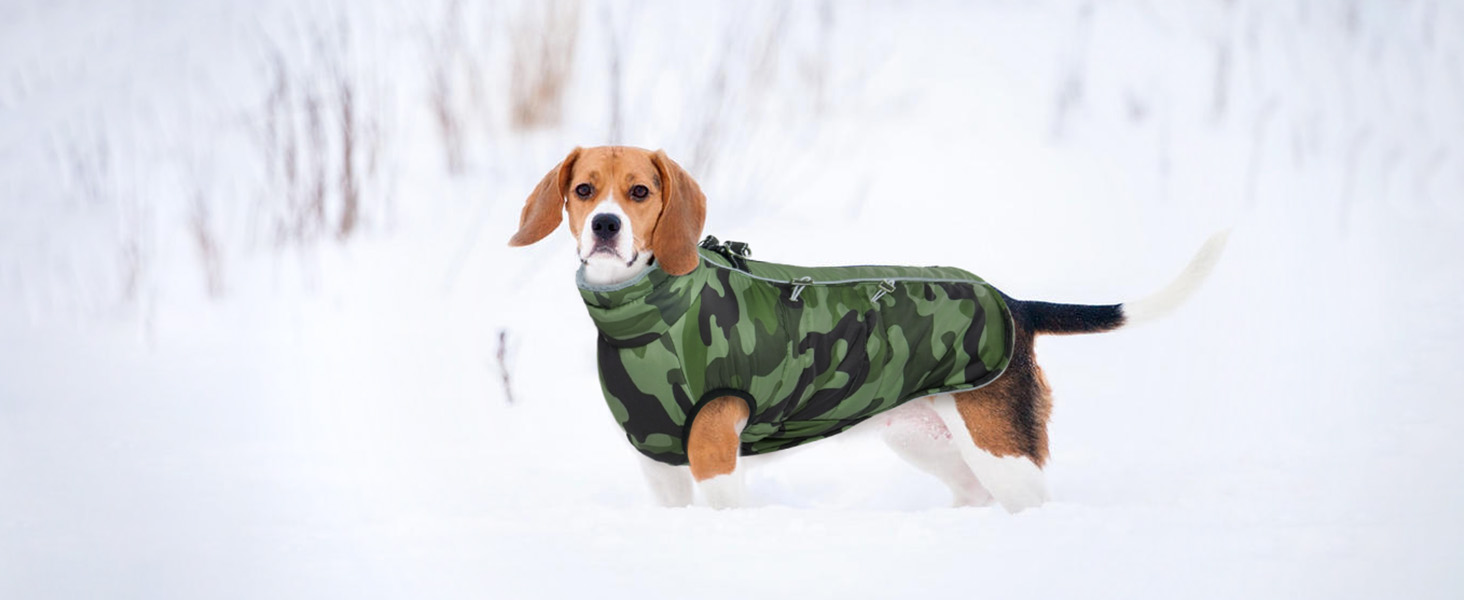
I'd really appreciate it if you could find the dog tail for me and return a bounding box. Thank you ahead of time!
[1011,231,1230,336]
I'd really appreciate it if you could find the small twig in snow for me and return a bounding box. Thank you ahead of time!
[495,328,517,406]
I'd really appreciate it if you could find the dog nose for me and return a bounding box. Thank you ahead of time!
[591,214,621,240]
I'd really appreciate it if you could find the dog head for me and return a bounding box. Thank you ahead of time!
[509,146,706,285]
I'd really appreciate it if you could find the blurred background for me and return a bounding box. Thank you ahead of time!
[2,0,1462,598]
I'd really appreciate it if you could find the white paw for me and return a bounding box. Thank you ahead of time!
[974,454,1049,513]
[698,471,746,509]
[952,483,997,508]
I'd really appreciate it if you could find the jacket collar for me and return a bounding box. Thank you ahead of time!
[577,256,704,346]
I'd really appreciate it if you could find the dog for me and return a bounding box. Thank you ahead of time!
[509,146,1226,512]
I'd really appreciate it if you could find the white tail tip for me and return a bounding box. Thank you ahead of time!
[1122,230,1231,327]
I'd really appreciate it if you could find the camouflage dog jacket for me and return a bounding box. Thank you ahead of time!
[577,237,1015,466]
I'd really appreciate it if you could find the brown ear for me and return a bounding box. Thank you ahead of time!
[508,147,581,247]
[650,150,707,275]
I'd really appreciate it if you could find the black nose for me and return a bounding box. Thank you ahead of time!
[591,214,621,240]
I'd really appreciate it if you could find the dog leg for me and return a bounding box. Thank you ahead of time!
[880,400,995,507]
[929,394,1049,513]
[687,395,750,509]
[637,453,693,507]
[697,467,747,509]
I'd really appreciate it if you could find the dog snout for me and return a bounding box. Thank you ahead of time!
[591,214,621,241]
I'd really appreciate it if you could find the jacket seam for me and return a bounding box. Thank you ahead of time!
[702,258,985,287]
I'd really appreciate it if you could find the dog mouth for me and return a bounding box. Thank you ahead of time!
[583,245,639,267]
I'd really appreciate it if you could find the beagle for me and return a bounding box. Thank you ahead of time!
[509,146,1226,511]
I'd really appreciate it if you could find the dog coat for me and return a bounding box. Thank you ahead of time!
[577,237,1014,466]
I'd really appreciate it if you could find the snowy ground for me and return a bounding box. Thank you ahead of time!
[3,1,1463,598]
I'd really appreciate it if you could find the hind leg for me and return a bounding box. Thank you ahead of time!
[880,399,995,507]
[929,392,1050,513]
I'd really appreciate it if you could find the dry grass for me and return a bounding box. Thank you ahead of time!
[428,59,467,174]
[59,124,153,306]
[254,15,386,247]
[508,0,581,131]
[115,175,150,306]
[422,0,487,175]
[337,78,358,239]
[189,186,224,299]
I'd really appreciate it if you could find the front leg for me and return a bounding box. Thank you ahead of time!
[687,395,750,509]
[637,452,693,507]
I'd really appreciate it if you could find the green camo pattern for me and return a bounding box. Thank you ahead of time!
[577,239,1014,466]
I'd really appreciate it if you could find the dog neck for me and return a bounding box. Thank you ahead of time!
[580,252,656,287]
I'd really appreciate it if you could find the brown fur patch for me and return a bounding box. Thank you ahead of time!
[647,150,706,275]
[687,395,749,481]
[508,147,580,247]
[951,319,1053,467]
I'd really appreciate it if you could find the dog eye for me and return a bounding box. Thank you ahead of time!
[574,183,594,199]
[630,184,649,200]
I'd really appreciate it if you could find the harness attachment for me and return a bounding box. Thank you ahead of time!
[789,276,814,301]
[871,279,898,302]
[698,236,751,271]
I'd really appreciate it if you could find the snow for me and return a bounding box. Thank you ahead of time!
[3,0,1463,598]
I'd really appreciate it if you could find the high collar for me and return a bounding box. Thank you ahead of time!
[577,256,705,346]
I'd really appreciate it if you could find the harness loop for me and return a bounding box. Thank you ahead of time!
[871,279,898,302]
[789,276,814,302]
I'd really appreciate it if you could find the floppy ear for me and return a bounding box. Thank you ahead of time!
[650,150,707,276]
[509,147,581,247]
